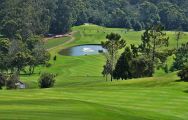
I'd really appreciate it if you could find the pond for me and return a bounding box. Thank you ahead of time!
[59,44,106,56]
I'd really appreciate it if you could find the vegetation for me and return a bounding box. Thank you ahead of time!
[0,21,188,119]
[0,73,6,89]
[139,25,169,63]
[38,73,56,88]
[101,33,126,81]
[113,47,132,80]
[178,65,188,81]
[113,44,154,80]
[1,0,188,35]
[172,42,188,71]
[0,0,188,116]
[0,0,188,119]
[6,73,19,90]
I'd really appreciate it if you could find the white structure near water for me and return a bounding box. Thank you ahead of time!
[82,48,95,52]
[15,81,26,89]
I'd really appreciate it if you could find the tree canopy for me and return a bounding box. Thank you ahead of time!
[1,0,188,35]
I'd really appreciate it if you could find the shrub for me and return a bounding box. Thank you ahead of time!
[45,62,52,68]
[6,73,19,89]
[38,73,56,88]
[178,66,188,81]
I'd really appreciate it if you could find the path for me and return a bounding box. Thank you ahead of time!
[47,31,77,51]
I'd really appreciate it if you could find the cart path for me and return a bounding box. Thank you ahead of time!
[47,31,77,51]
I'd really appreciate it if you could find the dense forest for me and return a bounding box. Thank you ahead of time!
[0,0,188,37]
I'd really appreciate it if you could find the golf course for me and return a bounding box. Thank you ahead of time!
[0,24,188,120]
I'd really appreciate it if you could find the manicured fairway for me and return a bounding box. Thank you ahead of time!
[44,36,70,49]
[1,24,188,120]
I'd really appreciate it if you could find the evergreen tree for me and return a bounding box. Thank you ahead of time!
[113,47,133,80]
[102,33,126,81]
[139,25,169,63]
[172,42,188,70]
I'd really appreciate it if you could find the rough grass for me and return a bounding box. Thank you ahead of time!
[1,24,188,120]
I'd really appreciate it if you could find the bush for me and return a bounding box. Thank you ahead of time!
[45,63,52,68]
[178,66,188,81]
[38,73,56,88]
[6,73,19,89]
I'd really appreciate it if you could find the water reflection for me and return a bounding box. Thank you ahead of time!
[59,44,106,56]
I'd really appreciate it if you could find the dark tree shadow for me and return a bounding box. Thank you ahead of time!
[183,90,188,93]
[175,79,184,82]
[175,78,188,82]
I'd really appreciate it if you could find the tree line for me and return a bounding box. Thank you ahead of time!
[101,24,188,82]
[1,0,188,36]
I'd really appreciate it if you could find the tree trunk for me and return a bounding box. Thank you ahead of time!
[152,38,156,62]
[177,39,179,49]
[32,67,35,74]
[111,43,114,82]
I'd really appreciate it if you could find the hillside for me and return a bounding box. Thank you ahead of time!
[0,25,188,120]
[1,0,188,36]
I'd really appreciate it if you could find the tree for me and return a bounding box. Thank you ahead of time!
[10,51,32,73]
[29,43,50,74]
[139,1,160,27]
[175,30,184,49]
[172,42,188,70]
[139,25,169,64]
[26,35,42,51]
[178,65,188,81]
[0,73,6,89]
[125,20,132,29]
[75,11,88,25]
[0,38,10,54]
[113,47,132,80]
[6,73,19,90]
[102,60,111,81]
[131,56,154,78]
[158,2,186,30]
[50,0,86,34]
[101,33,126,81]
[113,47,154,80]
[0,38,10,73]
[131,44,139,57]
[1,20,18,39]
[133,21,142,31]
[38,73,56,88]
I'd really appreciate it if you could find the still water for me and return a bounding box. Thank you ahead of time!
[59,45,106,56]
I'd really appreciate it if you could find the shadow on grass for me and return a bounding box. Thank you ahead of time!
[175,79,184,82]
[20,73,41,76]
[183,89,188,93]
[175,79,188,82]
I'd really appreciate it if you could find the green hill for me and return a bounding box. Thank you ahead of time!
[1,24,188,120]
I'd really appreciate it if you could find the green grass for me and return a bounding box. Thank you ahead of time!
[44,36,70,49]
[1,24,188,120]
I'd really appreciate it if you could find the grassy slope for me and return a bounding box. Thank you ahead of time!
[44,36,70,49]
[1,24,188,120]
